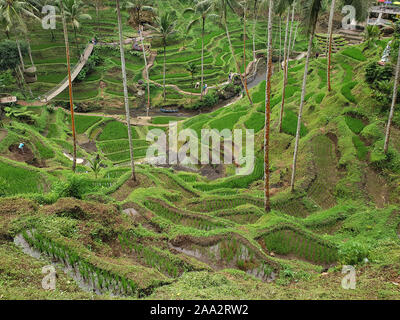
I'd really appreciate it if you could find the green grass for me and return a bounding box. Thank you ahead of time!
[244,112,265,132]
[282,109,307,137]
[151,116,186,125]
[97,121,139,141]
[341,47,366,61]
[344,116,365,134]
[352,136,368,160]
[341,82,357,103]
[69,115,103,134]
[208,112,247,131]
[0,161,44,195]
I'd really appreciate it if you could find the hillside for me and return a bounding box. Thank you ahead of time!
[0,0,400,301]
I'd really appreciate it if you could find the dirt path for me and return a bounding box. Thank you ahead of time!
[0,129,7,143]
[364,167,389,208]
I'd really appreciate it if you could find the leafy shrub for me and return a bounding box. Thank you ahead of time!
[371,80,400,112]
[192,92,220,110]
[338,241,369,265]
[76,52,103,82]
[52,175,91,200]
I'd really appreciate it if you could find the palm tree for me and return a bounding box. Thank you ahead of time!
[116,0,136,181]
[240,0,251,100]
[363,25,380,49]
[185,0,218,101]
[88,154,102,179]
[0,0,39,71]
[264,0,273,212]
[62,0,92,57]
[328,0,373,91]
[138,25,151,116]
[59,0,77,172]
[277,0,295,132]
[215,0,253,104]
[290,0,323,192]
[384,44,400,154]
[251,0,268,62]
[146,10,177,102]
[86,0,103,36]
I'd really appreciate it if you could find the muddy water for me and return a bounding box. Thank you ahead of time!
[170,241,276,283]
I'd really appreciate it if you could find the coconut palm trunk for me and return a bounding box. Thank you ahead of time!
[14,66,27,99]
[163,40,167,101]
[140,27,151,116]
[278,9,290,132]
[264,0,273,212]
[116,0,136,181]
[243,4,249,98]
[290,32,314,191]
[252,9,258,61]
[287,3,295,60]
[201,16,205,100]
[292,22,298,52]
[279,15,282,65]
[73,26,80,58]
[16,39,25,71]
[384,44,400,154]
[25,37,35,69]
[61,3,77,173]
[224,19,253,104]
[327,0,336,92]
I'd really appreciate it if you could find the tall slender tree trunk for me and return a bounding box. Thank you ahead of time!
[201,17,205,101]
[16,39,25,72]
[61,4,77,173]
[25,37,35,69]
[252,13,258,62]
[292,23,299,52]
[384,44,400,153]
[116,0,136,181]
[140,27,151,116]
[252,0,259,62]
[264,0,273,213]
[224,17,253,105]
[279,16,282,66]
[243,5,250,100]
[14,67,27,99]
[73,26,80,58]
[96,3,100,36]
[278,9,291,132]
[287,3,296,61]
[50,30,56,41]
[17,65,32,98]
[290,32,314,192]
[17,65,33,98]
[327,0,336,92]
[163,43,167,101]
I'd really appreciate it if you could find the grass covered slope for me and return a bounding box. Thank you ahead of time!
[1,12,400,300]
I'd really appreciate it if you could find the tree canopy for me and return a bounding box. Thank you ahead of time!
[0,40,27,71]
